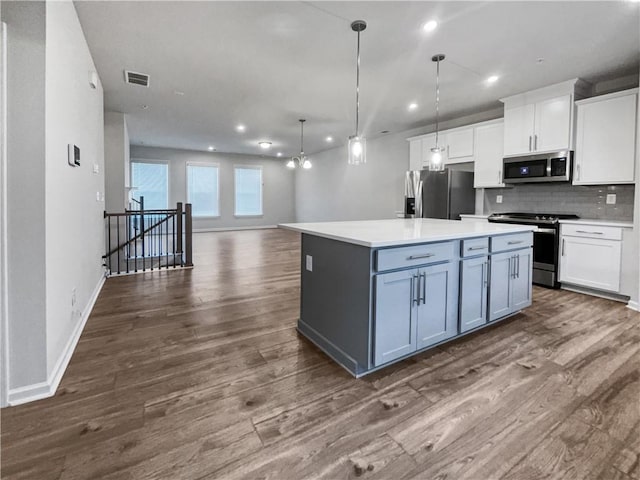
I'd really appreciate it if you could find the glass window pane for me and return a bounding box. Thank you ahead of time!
[187,165,219,217]
[235,167,262,216]
[131,162,168,209]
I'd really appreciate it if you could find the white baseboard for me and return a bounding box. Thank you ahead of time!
[627,300,639,312]
[194,225,277,233]
[7,275,106,406]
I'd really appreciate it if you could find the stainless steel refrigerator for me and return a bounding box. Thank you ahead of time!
[404,169,475,220]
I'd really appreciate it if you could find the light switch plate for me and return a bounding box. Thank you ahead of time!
[96,191,101,201]
[93,163,100,174]
[606,194,616,205]
[496,195,503,204]
[306,255,313,272]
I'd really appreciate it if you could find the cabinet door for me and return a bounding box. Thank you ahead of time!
[559,236,622,292]
[489,252,512,321]
[374,269,418,366]
[511,248,533,311]
[474,122,505,188]
[421,133,448,168]
[574,93,637,185]
[409,139,423,171]
[534,95,572,152]
[446,127,474,162]
[416,262,458,349]
[460,256,488,333]
[504,103,535,156]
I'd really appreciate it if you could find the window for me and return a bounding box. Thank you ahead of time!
[234,166,263,216]
[131,161,168,209]
[187,163,219,217]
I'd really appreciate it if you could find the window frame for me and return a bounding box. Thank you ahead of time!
[233,165,263,218]
[130,159,170,210]
[185,161,221,218]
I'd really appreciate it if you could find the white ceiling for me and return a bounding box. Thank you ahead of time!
[74,1,640,157]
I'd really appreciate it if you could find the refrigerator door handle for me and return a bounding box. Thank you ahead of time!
[415,180,423,218]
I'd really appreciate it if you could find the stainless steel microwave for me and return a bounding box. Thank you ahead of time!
[503,151,573,184]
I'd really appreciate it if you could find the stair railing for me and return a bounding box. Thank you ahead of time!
[103,200,193,276]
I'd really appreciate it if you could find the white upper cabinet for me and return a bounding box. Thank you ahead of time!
[503,103,535,156]
[501,79,589,157]
[445,127,474,162]
[409,138,422,171]
[473,120,504,188]
[534,95,573,152]
[573,88,638,185]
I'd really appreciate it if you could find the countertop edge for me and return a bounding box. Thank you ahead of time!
[279,222,536,248]
[558,219,634,228]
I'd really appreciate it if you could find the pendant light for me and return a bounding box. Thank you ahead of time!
[286,119,312,169]
[429,54,446,172]
[348,20,367,165]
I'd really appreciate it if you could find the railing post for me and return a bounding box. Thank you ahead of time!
[140,196,145,271]
[185,203,193,267]
[176,202,183,258]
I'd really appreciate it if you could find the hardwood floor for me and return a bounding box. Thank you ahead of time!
[2,228,639,480]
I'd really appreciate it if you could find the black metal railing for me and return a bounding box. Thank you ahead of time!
[103,200,193,276]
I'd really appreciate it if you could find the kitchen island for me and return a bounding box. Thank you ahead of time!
[279,219,536,377]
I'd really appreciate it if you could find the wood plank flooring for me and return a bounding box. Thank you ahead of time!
[2,228,639,479]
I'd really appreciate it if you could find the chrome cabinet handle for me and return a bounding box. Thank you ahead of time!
[420,272,426,305]
[508,256,513,279]
[408,253,435,260]
[516,254,520,279]
[412,274,419,305]
[468,246,487,251]
[576,230,604,235]
[483,261,489,287]
[534,134,538,151]
[528,136,532,152]
[508,240,523,245]
[561,238,565,256]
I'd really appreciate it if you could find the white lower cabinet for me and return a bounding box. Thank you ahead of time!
[559,225,622,293]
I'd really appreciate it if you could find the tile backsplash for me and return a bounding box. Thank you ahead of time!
[483,183,635,221]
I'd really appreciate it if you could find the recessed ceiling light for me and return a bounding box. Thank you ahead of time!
[276,152,282,157]
[408,103,418,111]
[422,20,438,32]
[258,141,272,149]
[486,75,499,84]
[325,136,333,142]
[236,124,246,132]
[208,146,214,151]
[140,104,149,110]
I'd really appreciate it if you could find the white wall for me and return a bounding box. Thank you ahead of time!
[130,146,295,229]
[3,1,48,392]
[104,111,129,212]
[44,0,105,380]
[2,0,105,403]
[295,108,503,222]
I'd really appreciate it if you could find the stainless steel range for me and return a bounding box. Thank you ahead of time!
[488,212,579,288]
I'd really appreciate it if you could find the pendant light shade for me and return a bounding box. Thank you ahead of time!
[287,119,312,170]
[429,54,446,172]
[348,20,367,165]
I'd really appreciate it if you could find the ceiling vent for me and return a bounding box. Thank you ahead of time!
[124,70,150,87]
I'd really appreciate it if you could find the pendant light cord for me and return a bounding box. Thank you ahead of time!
[355,29,361,137]
[435,57,440,148]
[300,120,304,155]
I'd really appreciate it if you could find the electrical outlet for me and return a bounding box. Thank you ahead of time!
[93,163,100,174]
[96,191,101,201]
[306,255,313,272]
[606,194,616,205]
[496,195,503,204]
[71,288,77,307]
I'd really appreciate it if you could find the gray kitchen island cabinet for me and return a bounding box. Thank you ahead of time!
[280,219,535,377]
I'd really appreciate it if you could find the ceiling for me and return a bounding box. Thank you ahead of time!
[74,1,640,157]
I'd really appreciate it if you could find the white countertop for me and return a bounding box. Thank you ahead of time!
[279,219,536,248]
[559,219,634,228]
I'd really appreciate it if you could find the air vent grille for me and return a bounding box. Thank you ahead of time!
[124,70,150,87]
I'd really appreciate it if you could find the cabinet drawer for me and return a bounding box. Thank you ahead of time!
[461,237,489,257]
[560,224,622,241]
[376,241,455,272]
[490,232,533,253]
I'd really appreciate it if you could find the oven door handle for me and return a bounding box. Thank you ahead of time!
[535,228,557,234]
